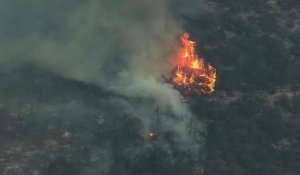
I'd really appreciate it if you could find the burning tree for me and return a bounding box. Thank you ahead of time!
[172,33,217,96]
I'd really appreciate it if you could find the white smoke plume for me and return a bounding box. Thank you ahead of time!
[0,0,208,163]
[1,0,181,111]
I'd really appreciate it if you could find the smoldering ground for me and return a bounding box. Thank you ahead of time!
[0,0,207,174]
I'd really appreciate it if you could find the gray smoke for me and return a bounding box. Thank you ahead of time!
[0,0,207,173]
[0,0,185,113]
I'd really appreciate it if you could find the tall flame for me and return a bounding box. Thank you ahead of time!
[171,33,217,95]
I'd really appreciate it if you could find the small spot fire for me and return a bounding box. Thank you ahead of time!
[171,33,217,96]
[148,131,156,139]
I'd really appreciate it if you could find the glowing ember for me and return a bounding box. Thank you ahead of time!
[171,33,217,95]
[148,132,156,138]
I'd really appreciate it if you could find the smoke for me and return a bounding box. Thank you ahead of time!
[1,0,182,110]
[0,0,207,172]
[0,0,190,114]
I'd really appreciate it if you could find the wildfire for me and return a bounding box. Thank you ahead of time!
[147,131,156,139]
[149,132,155,137]
[171,33,216,95]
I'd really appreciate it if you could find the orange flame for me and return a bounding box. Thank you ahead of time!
[172,33,216,95]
